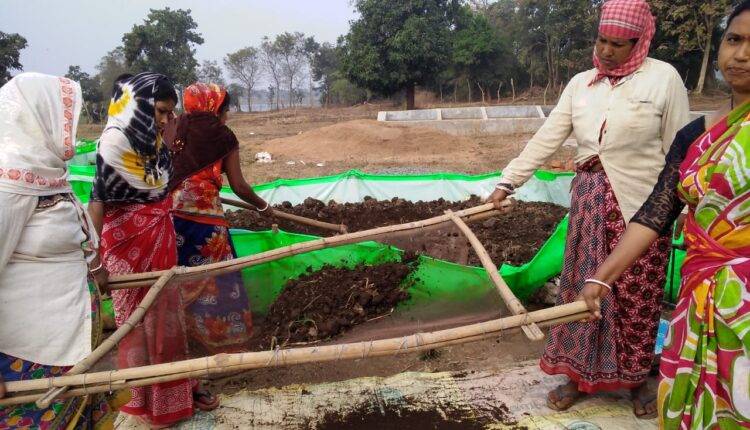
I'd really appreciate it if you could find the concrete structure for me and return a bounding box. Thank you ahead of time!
[378,106,712,137]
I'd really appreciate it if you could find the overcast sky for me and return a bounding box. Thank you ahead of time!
[1,0,357,77]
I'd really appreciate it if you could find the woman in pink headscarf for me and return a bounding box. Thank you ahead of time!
[486,0,690,418]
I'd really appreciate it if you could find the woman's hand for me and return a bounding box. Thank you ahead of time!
[0,375,5,399]
[486,188,509,209]
[90,258,110,295]
[578,282,609,322]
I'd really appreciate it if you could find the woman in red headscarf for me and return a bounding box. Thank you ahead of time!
[486,0,690,418]
[165,83,268,358]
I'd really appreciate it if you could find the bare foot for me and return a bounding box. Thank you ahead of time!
[546,380,584,411]
[632,383,658,419]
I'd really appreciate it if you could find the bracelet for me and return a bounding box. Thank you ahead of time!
[90,262,104,275]
[257,202,270,212]
[495,183,515,195]
[585,278,612,291]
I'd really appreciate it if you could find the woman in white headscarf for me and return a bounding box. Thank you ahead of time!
[0,73,124,429]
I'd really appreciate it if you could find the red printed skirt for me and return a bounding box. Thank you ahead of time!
[101,198,194,426]
[539,166,670,393]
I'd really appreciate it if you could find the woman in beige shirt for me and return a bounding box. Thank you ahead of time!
[487,0,689,418]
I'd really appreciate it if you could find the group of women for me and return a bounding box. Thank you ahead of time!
[0,0,748,428]
[0,73,269,428]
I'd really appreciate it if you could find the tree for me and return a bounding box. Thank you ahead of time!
[312,42,341,106]
[0,31,27,86]
[652,0,733,94]
[122,8,204,86]
[224,47,263,112]
[65,65,103,122]
[303,36,320,107]
[273,32,307,108]
[452,5,515,103]
[340,0,460,109]
[226,83,244,112]
[95,47,129,102]
[261,37,283,109]
[196,59,225,85]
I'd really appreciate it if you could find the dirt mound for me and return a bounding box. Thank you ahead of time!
[251,257,418,350]
[226,198,567,267]
[261,119,481,163]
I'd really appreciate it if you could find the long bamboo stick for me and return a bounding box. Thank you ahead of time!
[447,211,545,342]
[221,197,347,234]
[108,203,500,289]
[3,300,587,398]
[0,307,589,406]
[34,269,178,408]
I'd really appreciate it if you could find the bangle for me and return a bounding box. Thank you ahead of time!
[257,202,270,212]
[90,262,104,275]
[495,183,515,195]
[585,278,612,291]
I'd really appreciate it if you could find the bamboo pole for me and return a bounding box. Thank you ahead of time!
[108,203,501,289]
[2,301,589,402]
[0,308,589,406]
[447,211,545,341]
[221,197,347,234]
[35,269,178,408]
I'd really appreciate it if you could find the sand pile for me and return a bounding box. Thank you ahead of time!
[261,120,481,163]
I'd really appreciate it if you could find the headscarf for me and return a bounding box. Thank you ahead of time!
[92,72,174,203]
[164,82,239,190]
[590,0,656,85]
[0,73,82,195]
[183,82,227,115]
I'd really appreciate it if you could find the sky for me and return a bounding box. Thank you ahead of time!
[0,0,357,77]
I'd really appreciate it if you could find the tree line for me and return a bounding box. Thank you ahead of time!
[0,1,735,118]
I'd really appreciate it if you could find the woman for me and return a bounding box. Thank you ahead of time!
[487,0,690,418]
[165,82,268,353]
[0,73,124,429]
[88,73,216,429]
[582,2,750,428]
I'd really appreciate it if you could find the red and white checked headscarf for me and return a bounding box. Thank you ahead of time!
[591,0,655,85]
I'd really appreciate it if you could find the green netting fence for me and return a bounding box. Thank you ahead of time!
[71,139,682,321]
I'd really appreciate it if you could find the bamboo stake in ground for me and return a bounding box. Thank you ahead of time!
[2,301,589,403]
[35,269,179,408]
[221,197,347,234]
[446,210,545,341]
[108,203,501,289]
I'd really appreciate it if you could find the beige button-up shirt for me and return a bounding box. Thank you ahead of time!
[501,58,690,223]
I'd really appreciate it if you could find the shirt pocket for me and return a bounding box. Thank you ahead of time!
[623,98,662,136]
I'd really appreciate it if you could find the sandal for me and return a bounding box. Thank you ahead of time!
[546,383,584,411]
[632,386,658,419]
[193,388,220,412]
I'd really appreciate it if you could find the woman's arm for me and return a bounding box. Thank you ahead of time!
[581,223,660,319]
[224,149,269,211]
[86,200,109,291]
[660,68,690,155]
[488,78,576,207]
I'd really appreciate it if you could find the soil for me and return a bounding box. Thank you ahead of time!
[250,256,419,350]
[261,119,482,164]
[315,401,525,430]
[226,197,568,267]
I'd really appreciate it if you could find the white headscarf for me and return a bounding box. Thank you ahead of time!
[0,72,82,196]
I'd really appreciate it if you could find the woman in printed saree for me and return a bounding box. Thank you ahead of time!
[87,72,216,428]
[486,0,690,417]
[0,73,124,429]
[582,2,750,428]
[164,82,268,353]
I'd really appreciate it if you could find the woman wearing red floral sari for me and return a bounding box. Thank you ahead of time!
[165,83,268,354]
[88,73,201,428]
[583,2,750,428]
